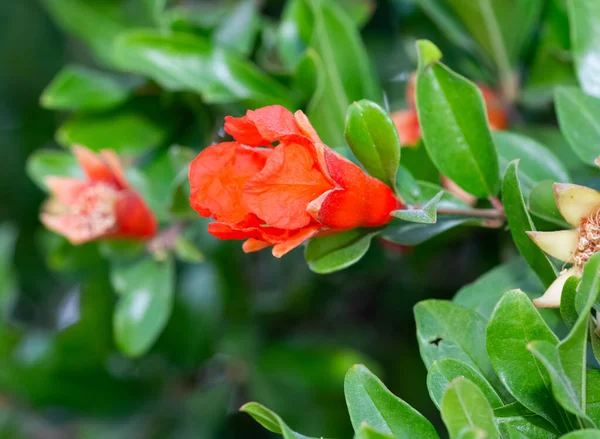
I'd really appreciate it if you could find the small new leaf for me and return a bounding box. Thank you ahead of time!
[391,191,443,224]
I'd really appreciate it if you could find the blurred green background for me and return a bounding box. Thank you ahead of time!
[0,0,547,437]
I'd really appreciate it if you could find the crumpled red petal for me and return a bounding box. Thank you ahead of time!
[114,191,157,239]
[243,142,334,229]
[189,142,271,224]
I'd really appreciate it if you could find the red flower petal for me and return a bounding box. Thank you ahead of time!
[72,145,120,185]
[309,149,399,229]
[224,105,303,147]
[243,142,334,229]
[189,142,271,224]
[391,110,421,146]
[45,177,90,206]
[272,224,321,258]
[114,191,157,239]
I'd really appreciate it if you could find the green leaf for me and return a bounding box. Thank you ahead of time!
[441,377,499,439]
[345,99,401,188]
[587,370,600,425]
[56,97,173,156]
[112,256,175,358]
[522,0,577,107]
[414,300,504,396]
[502,160,558,288]
[382,181,482,245]
[454,257,545,320]
[392,191,443,224]
[344,365,439,439]
[288,0,381,146]
[26,150,83,191]
[494,131,571,195]
[213,0,260,55]
[395,166,423,205]
[568,0,600,98]
[174,237,204,263]
[560,431,600,439]
[486,290,564,426]
[355,424,394,439]
[560,276,581,329]
[113,30,294,108]
[556,253,600,414]
[42,0,138,66]
[444,0,543,69]
[40,65,141,112]
[0,226,17,318]
[415,40,500,198]
[240,402,317,439]
[527,340,594,426]
[494,402,560,438]
[555,86,600,166]
[529,180,572,229]
[304,229,379,274]
[427,358,503,410]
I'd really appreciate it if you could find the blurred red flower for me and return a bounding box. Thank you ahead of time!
[41,145,157,244]
[189,106,400,257]
[392,74,508,146]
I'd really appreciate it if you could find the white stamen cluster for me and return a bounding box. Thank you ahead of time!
[71,183,119,238]
[575,207,600,268]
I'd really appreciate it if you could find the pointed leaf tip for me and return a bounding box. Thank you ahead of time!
[416,40,442,69]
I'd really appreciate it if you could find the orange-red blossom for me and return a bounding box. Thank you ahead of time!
[392,74,508,146]
[188,106,400,257]
[41,145,157,244]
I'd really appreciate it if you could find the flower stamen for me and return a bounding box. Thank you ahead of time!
[575,207,600,268]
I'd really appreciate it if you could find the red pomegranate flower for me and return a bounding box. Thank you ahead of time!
[189,106,400,257]
[41,145,157,244]
[392,73,508,146]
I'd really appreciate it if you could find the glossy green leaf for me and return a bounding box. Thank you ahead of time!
[415,300,503,396]
[560,431,600,439]
[568,0,600,98]
[112,256,174,358]
[557,253,600,415]
[494,131,571,195]
[395,166,422,205]
[502,160,558,287]
[26,149,83,192]
[113,30,294,108]
[445,0,543,70]
[494,402,560,438]
[240,402,317,439]
[528,340,594,426]
[0,226,17,318]
[561,276,581,329]
[287,0,381,146]
[344,365,439,439]
[56,97,173,156]
[529,180,572,229]
[415,40,500,198]
[304,229,378,274]
[555,86,600,166]
[486,290,564,426]
[587,369,600,425]
[345,99,401,188]
[523,0,576,107]
[427,358,503,410]
[392,191,443,224]
[454,258,544,320]
[354,424,394,439]
[441,377,499,439]
[213,0,260,55]
[382,181,482,245]
[41,65,141,112]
